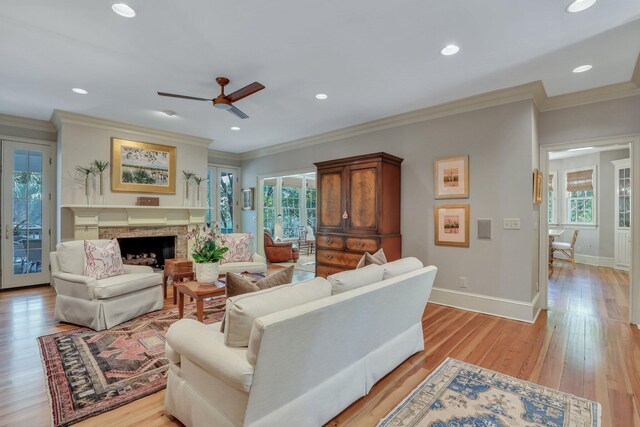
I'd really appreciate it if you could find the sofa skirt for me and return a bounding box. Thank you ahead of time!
[54,285,163,331]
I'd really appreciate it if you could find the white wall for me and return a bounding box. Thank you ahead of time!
[241,100,539,304]
[549,149,629,259]
[56,121,209,241]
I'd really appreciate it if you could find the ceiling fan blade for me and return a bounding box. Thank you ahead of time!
[157,92,211,101]
[226,82,265,103]
[227,105,249,119]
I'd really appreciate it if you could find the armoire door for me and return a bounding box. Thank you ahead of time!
[317,167,344,232]
[346,162,378,233]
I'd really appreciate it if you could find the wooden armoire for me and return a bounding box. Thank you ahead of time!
[314,152,403,277]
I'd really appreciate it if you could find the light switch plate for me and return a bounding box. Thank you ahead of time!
[503,218,521,230]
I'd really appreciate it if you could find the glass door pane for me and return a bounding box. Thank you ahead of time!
[219,171,234,234]
[2,141,50,288]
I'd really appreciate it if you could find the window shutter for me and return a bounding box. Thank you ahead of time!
[566,169,593,192]
[548,174,554,192]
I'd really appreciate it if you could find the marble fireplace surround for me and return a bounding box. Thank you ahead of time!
[62,205,210,259]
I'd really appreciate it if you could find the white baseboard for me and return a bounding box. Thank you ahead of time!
[429,287,539,323]
[573,254,614,267]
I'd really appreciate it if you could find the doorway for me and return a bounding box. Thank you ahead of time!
[207,165,240,233]
[539,135,640,323]
[1,140,52,289]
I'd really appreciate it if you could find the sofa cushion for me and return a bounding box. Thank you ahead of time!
[356,248,387,269]
[328,264,385,295]
[93,272,162,299]
[57,239,111,275]
[382,257,424,280]
[84,239,125,280]
[221,233,252,264]
[224,277,331,347]
[218,260,266,274]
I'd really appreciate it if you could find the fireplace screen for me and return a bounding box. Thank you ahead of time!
[117,236,176,270]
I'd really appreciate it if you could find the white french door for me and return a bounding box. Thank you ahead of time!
[614,158,631,270]
[1,140,52,288]
[207,165,240,233]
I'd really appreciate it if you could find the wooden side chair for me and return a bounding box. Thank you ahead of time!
[552,230,579,270]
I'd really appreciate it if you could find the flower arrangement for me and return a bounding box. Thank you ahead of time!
[187,223,228,263]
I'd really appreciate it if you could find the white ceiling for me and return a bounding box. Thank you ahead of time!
[549,144,630,160]
[1,1,639,153]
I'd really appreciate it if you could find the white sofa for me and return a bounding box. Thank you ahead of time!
[218,233,267,275]
[164,259,437,427]
[50,240,163,331]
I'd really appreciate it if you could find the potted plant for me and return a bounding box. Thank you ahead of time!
[187,223,228,283]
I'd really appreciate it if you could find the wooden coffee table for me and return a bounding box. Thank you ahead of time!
[175,280,225,322]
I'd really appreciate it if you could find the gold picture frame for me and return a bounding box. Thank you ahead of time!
[435,204,470,247]
[111,138,177,194]
[533,169,542,205]
[434,155,469,199]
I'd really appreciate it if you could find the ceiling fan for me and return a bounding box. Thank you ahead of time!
[157,77,265,119]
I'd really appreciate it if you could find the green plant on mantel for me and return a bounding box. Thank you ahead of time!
[76,165,96,205]
[93,160,110,203]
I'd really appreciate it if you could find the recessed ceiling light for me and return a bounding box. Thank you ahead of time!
[71,88,88,95]
[112,3,136,18]
[440,44,460,56]
[572,64,592,73]
[566,0,596,13]
[568,146,594,152]
[315,93,328,100]
[161,110,176,117]
[230,126,241,131]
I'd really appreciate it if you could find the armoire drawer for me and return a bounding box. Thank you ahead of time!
[316,264,348,278]
[316,235,345,250]
[316,250,361,268]
[345,237,379,253]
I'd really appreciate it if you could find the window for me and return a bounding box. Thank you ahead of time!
[207,166,239,232]
[281,177,301,238]
[565,167,596,225]
[262,173,316,240]
[305,178,317,228]
[548,171,557,224]
[263,178,276,236]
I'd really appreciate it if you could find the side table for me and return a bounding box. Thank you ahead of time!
[175,280,226,323]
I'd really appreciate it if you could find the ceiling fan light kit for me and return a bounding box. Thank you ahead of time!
[158,76,265,119]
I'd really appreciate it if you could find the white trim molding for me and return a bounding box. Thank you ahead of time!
[51,110,213,148]
[0,113,56,133]
[540,81,640,112]
[429,287,540,323]
[572,254,614,268]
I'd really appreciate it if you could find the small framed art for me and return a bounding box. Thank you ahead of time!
[435,204,470,247]
[434,155,469,199]
[533,169,542,205]
[241,187,255,210]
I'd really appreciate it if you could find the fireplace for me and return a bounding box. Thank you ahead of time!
[117,236,176,270]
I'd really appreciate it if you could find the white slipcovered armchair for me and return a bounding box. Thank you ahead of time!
[50,240,163,331]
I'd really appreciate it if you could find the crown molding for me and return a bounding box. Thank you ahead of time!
[632,54,640,87]
[239,81,547,160]
[539,81,640,112]
[208,148,242,161]
[0,113,56,133]
[51,110,213,147]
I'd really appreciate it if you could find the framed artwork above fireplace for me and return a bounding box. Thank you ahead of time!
[111,138,177,194]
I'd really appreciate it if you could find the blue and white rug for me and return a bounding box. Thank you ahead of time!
[379,358,600,427]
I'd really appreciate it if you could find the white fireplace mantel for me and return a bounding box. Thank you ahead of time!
[62,204,212,239]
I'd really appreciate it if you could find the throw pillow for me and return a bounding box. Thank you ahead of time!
[224,276,331,347]
[356,248,387,269]
[221,266,295,331]
[83,238,125,280]
[382,257,424,280]
[328,264,384,295]
[220,234,252,264]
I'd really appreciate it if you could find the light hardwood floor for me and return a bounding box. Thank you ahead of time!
[0,264,637,427]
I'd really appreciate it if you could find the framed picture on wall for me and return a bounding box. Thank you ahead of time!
[241,187,255,210]
[435,204,470,247]
[111,138,177,194]
[434,155,469,199]
[533,169,542,205]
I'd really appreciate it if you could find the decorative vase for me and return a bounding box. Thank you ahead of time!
[84,175,91,205]
[184,181,192,207]
[98,172,105,204]
[195,262,219,283]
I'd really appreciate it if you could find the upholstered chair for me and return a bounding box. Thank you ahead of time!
[263,231,299,263]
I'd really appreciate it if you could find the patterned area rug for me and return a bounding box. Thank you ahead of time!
[37,298,226,427]
[379,358,600,427]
